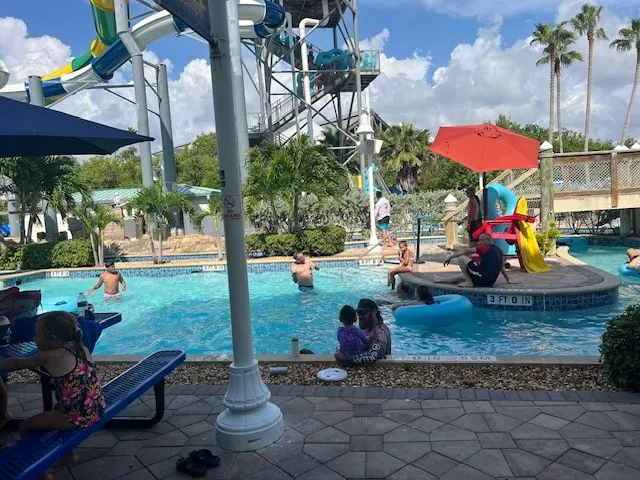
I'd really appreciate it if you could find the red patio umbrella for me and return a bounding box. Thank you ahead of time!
[429,123,540,172]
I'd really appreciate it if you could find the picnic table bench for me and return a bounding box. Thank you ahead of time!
[0,349,185,480]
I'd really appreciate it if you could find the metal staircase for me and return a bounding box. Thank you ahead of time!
[248,35,379,144]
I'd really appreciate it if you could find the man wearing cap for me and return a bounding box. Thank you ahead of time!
[335,299,391,365]
[466,187,483,246]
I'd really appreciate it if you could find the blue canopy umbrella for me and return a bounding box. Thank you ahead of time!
[0,96,153,156]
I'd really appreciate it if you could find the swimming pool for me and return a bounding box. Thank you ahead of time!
[21,250,637,356]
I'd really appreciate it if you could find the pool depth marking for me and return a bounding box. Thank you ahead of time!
[486,294,533,307]
[388,355,497,362]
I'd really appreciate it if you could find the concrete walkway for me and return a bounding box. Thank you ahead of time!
[3,384,640,479]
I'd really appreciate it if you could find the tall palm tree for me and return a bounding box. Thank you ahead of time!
[554,41,583,152]
[377,123,431,193]
[190,193,224,259]
[244,140,284,229]
[610,18,640,145]
[571,4,608,151]
[0,155,88,243]
[531,23,560,144]
[130,182,194,263]
[74,199,122,266]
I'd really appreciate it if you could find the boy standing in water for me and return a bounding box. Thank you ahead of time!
[89,262,127,299]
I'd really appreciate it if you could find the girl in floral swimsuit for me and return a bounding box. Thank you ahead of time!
[0,311,105,479]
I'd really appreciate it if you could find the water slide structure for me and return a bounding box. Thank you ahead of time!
[0,0,288,103]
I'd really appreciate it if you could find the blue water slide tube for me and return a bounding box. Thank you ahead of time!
[486,183,518,255]
[2,1,287,102]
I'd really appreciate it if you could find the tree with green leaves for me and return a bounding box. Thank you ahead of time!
[531,23,561,144]
[129,183,194,263]
[377,123,431,193]
[78,147,143,189]
[245,136,348,233]
[0,156,88,244]
[539,29,582,153]
[190,193,224,259]
[74,199,122,266]
[571,4,608,151]
[610,18,640,145]
[175,133,220,188]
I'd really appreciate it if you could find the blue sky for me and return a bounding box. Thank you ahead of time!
[3,0,640,144]
[1,0,557,77]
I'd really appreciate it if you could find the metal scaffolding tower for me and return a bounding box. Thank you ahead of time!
[242,0,380,175]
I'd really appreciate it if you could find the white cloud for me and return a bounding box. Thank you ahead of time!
[1,0,639,164]
[363,1,640,143]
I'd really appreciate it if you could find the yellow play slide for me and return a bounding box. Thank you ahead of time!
[515,196,550,273]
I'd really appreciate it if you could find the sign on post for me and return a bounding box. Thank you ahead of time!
[154,0,212,43]
[222,195,242,220]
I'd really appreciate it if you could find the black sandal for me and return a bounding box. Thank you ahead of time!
[176,456,207,478]
[188,449,221,469]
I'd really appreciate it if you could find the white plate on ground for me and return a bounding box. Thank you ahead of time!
[317,368,348,382]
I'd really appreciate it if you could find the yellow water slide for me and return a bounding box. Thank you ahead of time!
[42,0,118,82]
[515,196,550,273]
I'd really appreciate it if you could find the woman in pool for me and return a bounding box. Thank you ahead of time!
[391,285,437,311]
[626,248,640,271]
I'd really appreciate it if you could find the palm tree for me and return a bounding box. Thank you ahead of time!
[531,23,560,144]
[376,123,431,192]
[245,136,348,233]
[554,40,583,152]
[190,193,224,259]
[130,182,194,263]
[74,199,122,266]
[0,156,88,243]
[610,18,640,145]
[571,4,608,151]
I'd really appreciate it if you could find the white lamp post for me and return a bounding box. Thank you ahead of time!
[356,111,383,249]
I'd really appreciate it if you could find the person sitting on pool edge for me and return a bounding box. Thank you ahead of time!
[337,305,370,356]
[387,241,414,289]
[290,252,319,292]
[626,248,640,271]
[441,233,510,288]
[88,262,126,299]
[335,299,391,366]
[391,285,437,311]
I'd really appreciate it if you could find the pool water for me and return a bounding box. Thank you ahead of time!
[23,246,638,356]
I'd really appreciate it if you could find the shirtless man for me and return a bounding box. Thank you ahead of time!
[627,248,640,271]
[88,262,127,299]
[291,252,319,292]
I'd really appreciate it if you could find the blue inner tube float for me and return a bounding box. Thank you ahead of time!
[394,294,473,326]
[39,297,78,314]
[619,263,640,277]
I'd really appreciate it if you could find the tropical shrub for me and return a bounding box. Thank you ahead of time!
[601,305,640,391]
[0,247,23,270]
[51,240,94,268]
[297,225,346,256]
[245,233,267,254]
[265,233,298,256]
[535,221,561,255]
[20,243,56,270]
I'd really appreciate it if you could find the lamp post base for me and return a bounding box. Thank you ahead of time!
[215,360,283,451]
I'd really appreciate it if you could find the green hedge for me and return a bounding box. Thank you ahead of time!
[0,239,94,270]
[246,225,346,257]
[601,304,640,391]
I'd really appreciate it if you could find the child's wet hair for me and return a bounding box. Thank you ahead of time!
[416,285,435,303]
[37,311,86,360]
[339,305,357,326]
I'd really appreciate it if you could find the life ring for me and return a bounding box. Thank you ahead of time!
[39,297,78,314]
[619,263,640,278]
[317,368,348,382]
[394,294,473,326]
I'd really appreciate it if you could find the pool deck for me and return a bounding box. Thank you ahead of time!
[3,383,640,479]
[396,246,620,306]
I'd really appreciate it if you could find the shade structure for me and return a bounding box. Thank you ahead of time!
[0,96,153,157]
[429,123,539,172]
